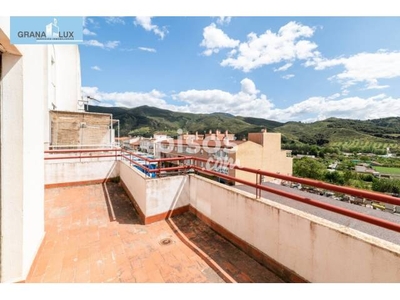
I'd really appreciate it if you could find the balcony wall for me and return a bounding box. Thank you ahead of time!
[44,158,400,282]
[45,158,119,187]
[119,160,189,223]
[188,175,400,282]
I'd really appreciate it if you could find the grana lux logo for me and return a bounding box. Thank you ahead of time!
[17,18,74,40]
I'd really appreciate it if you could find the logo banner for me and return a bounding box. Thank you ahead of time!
[10,17,83,44]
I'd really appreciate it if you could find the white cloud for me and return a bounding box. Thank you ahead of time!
[266,94,400,122]
[83,80,400,123]
[138,47,157,53]
[219,21,318,72]
[83,17,93,26]
[365,81,389,90]
[83,28,96,36]
[200,23,240,56]
[105,17,125,25]
[274,63,293,72]
[81,86,175,109]
[341,89,350,96]
[83,17,99,37]
[83,40,120,50]
[216,17,231,25]
[84,40,103,47]
[307,51,400,89]
[327,93,341,100]
[240,78,259,94]
[134,16,168,39]
[91,66,102,71]
[120,48,135,52]
[104,41,120,49]
[282,74,295,80]
[173,78,274,116]
[83,17,100,28]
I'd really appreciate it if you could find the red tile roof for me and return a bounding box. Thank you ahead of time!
[159,139,245,148]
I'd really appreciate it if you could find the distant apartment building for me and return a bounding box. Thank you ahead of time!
[159,129,292,184]
[141,133,171,156]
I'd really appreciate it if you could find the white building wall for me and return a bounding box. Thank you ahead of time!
[0,16,82,282]
[0,37,46,282]
[54,45,81,112]
[20,44,46,278]
[44,45,82,148]
[1,51,25,282]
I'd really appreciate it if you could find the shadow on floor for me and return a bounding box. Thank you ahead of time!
[101,182,284,282]
[168,212,285,283]
[102,182,141,225]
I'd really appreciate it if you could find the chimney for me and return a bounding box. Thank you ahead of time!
[195,131,198,139]
[261,128,267,133]
[225,129,228,136]
[216,129,220,135]
[209,129,212,134]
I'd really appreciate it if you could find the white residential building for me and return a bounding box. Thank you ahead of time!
[0,17,82,282]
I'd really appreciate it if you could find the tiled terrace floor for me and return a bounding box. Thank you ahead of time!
[26,183,284,283]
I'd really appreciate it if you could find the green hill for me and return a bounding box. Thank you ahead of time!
[277,117,400,153]
[88,105,400,153]
[88,105,283,139]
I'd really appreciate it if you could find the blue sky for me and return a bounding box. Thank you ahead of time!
[80,17,400,122]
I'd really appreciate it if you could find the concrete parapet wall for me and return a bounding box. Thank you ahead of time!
[43,159,400,282]
[45,159,119,186]
[119,161,189,224]
[188,175,400,283]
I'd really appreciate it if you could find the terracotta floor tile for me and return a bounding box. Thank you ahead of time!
[145,270,165,283]
[59,269,75,283]
[27,183,284,284]
[116,265,134,283]
[131,268,148,282]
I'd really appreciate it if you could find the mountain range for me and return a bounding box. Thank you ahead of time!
[88,105,400,152]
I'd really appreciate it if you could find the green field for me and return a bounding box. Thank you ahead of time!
[330,140,400,152]
[373,166,400,175]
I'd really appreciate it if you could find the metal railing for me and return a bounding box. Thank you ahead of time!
[44,148,400,233]
[45,148,120,161]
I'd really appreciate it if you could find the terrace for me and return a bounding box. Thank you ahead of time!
[34,148,400,283]
[27,183,282,283]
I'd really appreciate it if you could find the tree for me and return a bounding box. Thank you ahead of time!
[372,178,400,194]
[314,133,330,146]
[343,170,353,184]
[324,171,345,185]
[309,146,319,157]
[293,158,326,180]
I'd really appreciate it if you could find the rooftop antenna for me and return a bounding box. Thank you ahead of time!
[85,96,100,112]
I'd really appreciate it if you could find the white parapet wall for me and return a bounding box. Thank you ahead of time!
[42,158,400,282]
[119,160,147,216]
[145,174,189,217]
[119,160,189,222]
[188,174,400,283]
[45,159,119,186]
